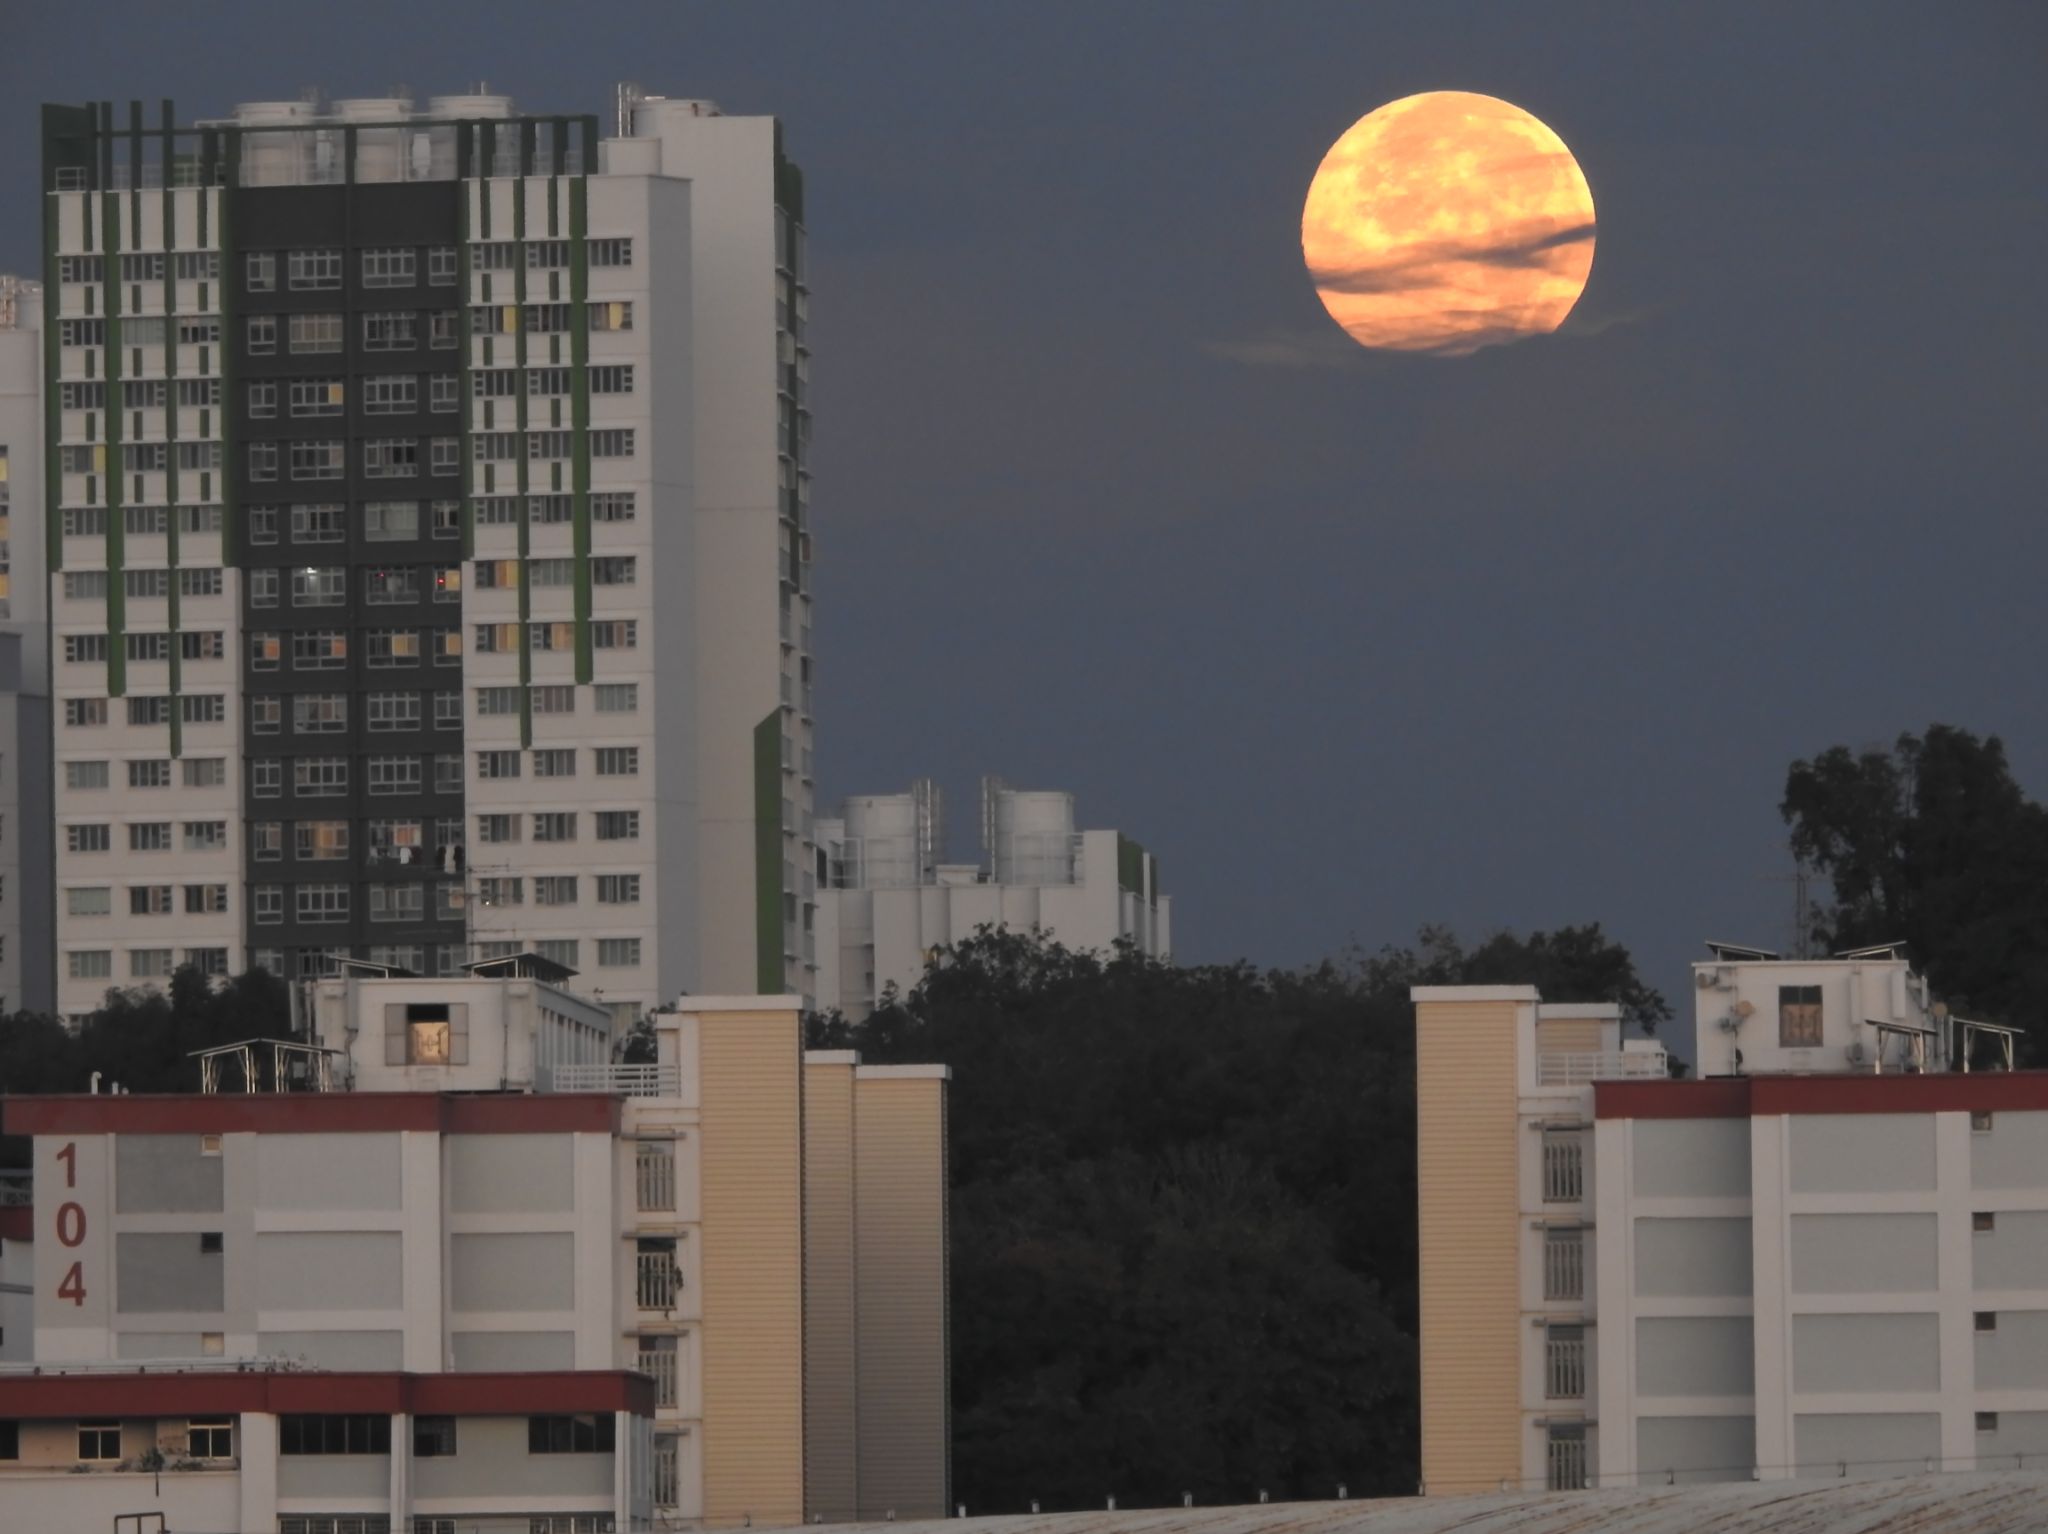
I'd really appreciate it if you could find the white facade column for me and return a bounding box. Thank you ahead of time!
[1933,1110,1977,1470]
[399,1130,446,1370]
[1592,1115,1635,1485]
[1748,1114,1791,1479]
[389,1411,411,1527]
[238,1411,280,1534]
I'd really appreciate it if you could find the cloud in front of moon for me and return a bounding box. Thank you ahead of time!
[1302,91,1596,357]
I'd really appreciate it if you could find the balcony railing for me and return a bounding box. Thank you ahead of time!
[653,1436,680,1508]
[636,1145,676,1213]
[1545,1328,1586,1398]
[637,1348,678,1409]
[1542,1133,1584,1203]
[637,1251,681,1311]
[1536,1048,1669,1086]
[550,1061,680,1097]
[1543,1228,1585,1302]
[1547,1428,1588,1491]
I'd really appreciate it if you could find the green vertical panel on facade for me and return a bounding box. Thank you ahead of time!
[161,99,182,757]
[755,711,784,994]
[458,125,476,559]
[217,130,239,569]
[100,160,126,700]
[127,100,143,243]
[567,164,592,683]
[512,172,532,749]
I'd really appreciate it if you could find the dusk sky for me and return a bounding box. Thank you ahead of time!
[5,2,2043,1009]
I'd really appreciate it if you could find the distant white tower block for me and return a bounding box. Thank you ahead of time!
[812,777,1170,1020]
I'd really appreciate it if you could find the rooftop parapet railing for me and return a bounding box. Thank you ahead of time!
[551,1061,681,1097]
[1536,1047,1671,1086]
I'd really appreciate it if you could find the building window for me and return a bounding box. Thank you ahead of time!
[290,378,346,417]
[478,877,523,907]
[598,938,641,967]
[1978,1412,2000,1434]
[247,314,278,355]
[364,312,418,351]
[595,684,637,714]
[77,1420,122,1461]
[596,811,640,842]
[66,888,112,917]
[1972,1111,1994,1133]
[428,309,459,349]
[68,950,114,979]
[292,566,347,606]
[589,301,634,333]
[129,885,175,916]
[289,312,345,354]
[66,762,111,791]
[129,823,173,853]
[187,1418,233,1459]
[370,884,425,924]
[249,440,280,481]
[477,750,521,780]
[592,556,636,585]
[533,813,577,844]
[590,429,635,458]
[292,504,347,544]
[295,757,349,796]
[297,884,351,923]
[290,441,346,481]
[67,825,111,854]
[362,247,416,288]
[293,630,348,669]
[430,437,460,474]
[279,1414,392,1454]
[368,692,422,732]
[364,438,419,478]
[1545,1323,1586,1399]
[1542,1130,1584,1203]
[590,237,633,267]
[368,757,423,796]
[366,567,421,605]
[246,251,277,291]
[249,507,280,546]
[427,246,458,285]
[432,499,462,539]
[363,374,418,415]
[590,364,635,394]
[287,249,343,290]
[534,876,577,907]
[252,824,283,862]
[533,749,576,779]
[129,761,174,789]
[130,947,175,979]
[1976,1311,1998,1332]
[296,821,351,862]
[1545,1424,1587,1491]
[183,821,229,852]
[429,373,460,413]
[1779,985,1823,1047]
[532,685,575,715]
[249,379,278,417]
[414,1416,457,1457]
[528,1415,616,1455]
[406,1003,456,1064]
[365,500,421,541]
[1542,1226,1584,1301]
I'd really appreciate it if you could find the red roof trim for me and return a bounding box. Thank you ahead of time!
[1597,1072,2048,1119]
[0,1205,31,1242]
[0,1369,655,1418]
[1,1093,622,1138]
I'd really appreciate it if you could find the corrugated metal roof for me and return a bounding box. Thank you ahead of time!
[791,1473,2048,1534]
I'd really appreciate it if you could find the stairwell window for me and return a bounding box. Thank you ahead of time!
[1779,985,1823,1048]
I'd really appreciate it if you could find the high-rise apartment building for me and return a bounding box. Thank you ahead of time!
[813,777,1170,1020]
[38,91,814,1022]
[1414,943,2048,1495]
[0,273,54,1014]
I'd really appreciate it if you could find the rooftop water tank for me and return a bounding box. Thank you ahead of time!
[428,94,514,120]
[234,100,314,186]
[334,98,409,182]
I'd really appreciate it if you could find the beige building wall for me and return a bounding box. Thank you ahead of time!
[803,1050,861,1522]
[1414,989,1530,1495]
[698,1004,807,1525]
[854,1065,952,1520]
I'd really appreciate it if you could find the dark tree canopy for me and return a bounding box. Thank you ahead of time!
[814,923,1663,1511]
[1783,725,2048,1060]
[0,966,293,1164]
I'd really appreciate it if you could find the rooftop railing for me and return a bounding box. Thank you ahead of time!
[551,1060,680,1097]
[1536,1048,1670,1086]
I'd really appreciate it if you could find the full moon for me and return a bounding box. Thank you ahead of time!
[1301,91,1596,356]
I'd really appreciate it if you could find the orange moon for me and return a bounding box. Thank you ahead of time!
[1301,91,1596,356]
